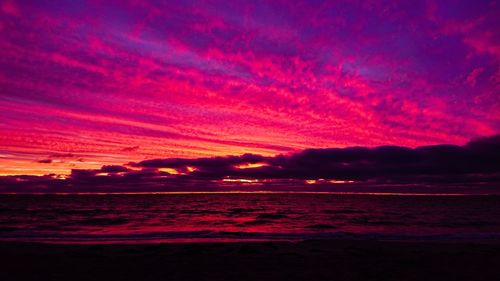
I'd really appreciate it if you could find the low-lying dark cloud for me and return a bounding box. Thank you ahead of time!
[100,165,130,173]
[2,135,499,193]
[128,135,500,182]
[131,154,267,170]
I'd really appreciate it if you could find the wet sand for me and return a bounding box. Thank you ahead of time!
[1,239,500,281]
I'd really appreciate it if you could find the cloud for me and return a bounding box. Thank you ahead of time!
[121,146,139,152]
[466,68,484,86]
[131,153,267,169]
[37,159,53,164]
[49,153,76,158]
[1,0,19,16]
[100,165,129,173]
[125,135,500,183]
[2,135,499,193]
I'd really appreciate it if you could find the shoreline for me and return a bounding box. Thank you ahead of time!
[3,230,500,245]
[1,239,500,280]
[3,236,500,245]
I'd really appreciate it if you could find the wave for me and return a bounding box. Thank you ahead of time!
[2,230,500,244]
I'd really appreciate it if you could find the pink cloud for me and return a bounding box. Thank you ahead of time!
[1,0,19,16]
[466,67,484,86]
[0,1,498,176]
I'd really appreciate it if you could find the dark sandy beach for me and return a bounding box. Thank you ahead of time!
[1,240,499,281]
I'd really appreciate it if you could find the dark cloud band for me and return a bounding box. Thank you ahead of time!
[1,135,499,193]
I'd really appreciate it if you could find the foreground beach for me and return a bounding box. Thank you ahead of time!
[1,239,499,281]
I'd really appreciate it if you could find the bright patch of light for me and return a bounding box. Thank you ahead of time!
[222,178,259,183]
[186,166,197,172]
[234,163,267,169]
[158,168,179,174]
[329,180,355,184]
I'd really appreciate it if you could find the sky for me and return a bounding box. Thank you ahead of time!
[0,0,499,178]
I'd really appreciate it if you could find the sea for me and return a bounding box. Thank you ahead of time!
[1,192,500,243]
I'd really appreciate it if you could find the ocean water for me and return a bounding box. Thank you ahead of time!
[1,193,500,243]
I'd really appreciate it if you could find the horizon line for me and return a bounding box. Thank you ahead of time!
[0,191,495,196]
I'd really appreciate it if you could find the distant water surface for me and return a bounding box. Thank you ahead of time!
[1,193,499,243]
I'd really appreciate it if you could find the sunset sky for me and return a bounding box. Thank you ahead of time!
[1,0,499,177]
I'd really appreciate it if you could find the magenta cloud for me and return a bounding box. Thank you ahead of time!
[0,0,498,176]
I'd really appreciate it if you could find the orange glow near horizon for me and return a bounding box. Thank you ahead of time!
[306,179,355,184]
[234,163,268,169]
[158,168,180,175]
[186,166,197,172]
[222,178,260,183]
